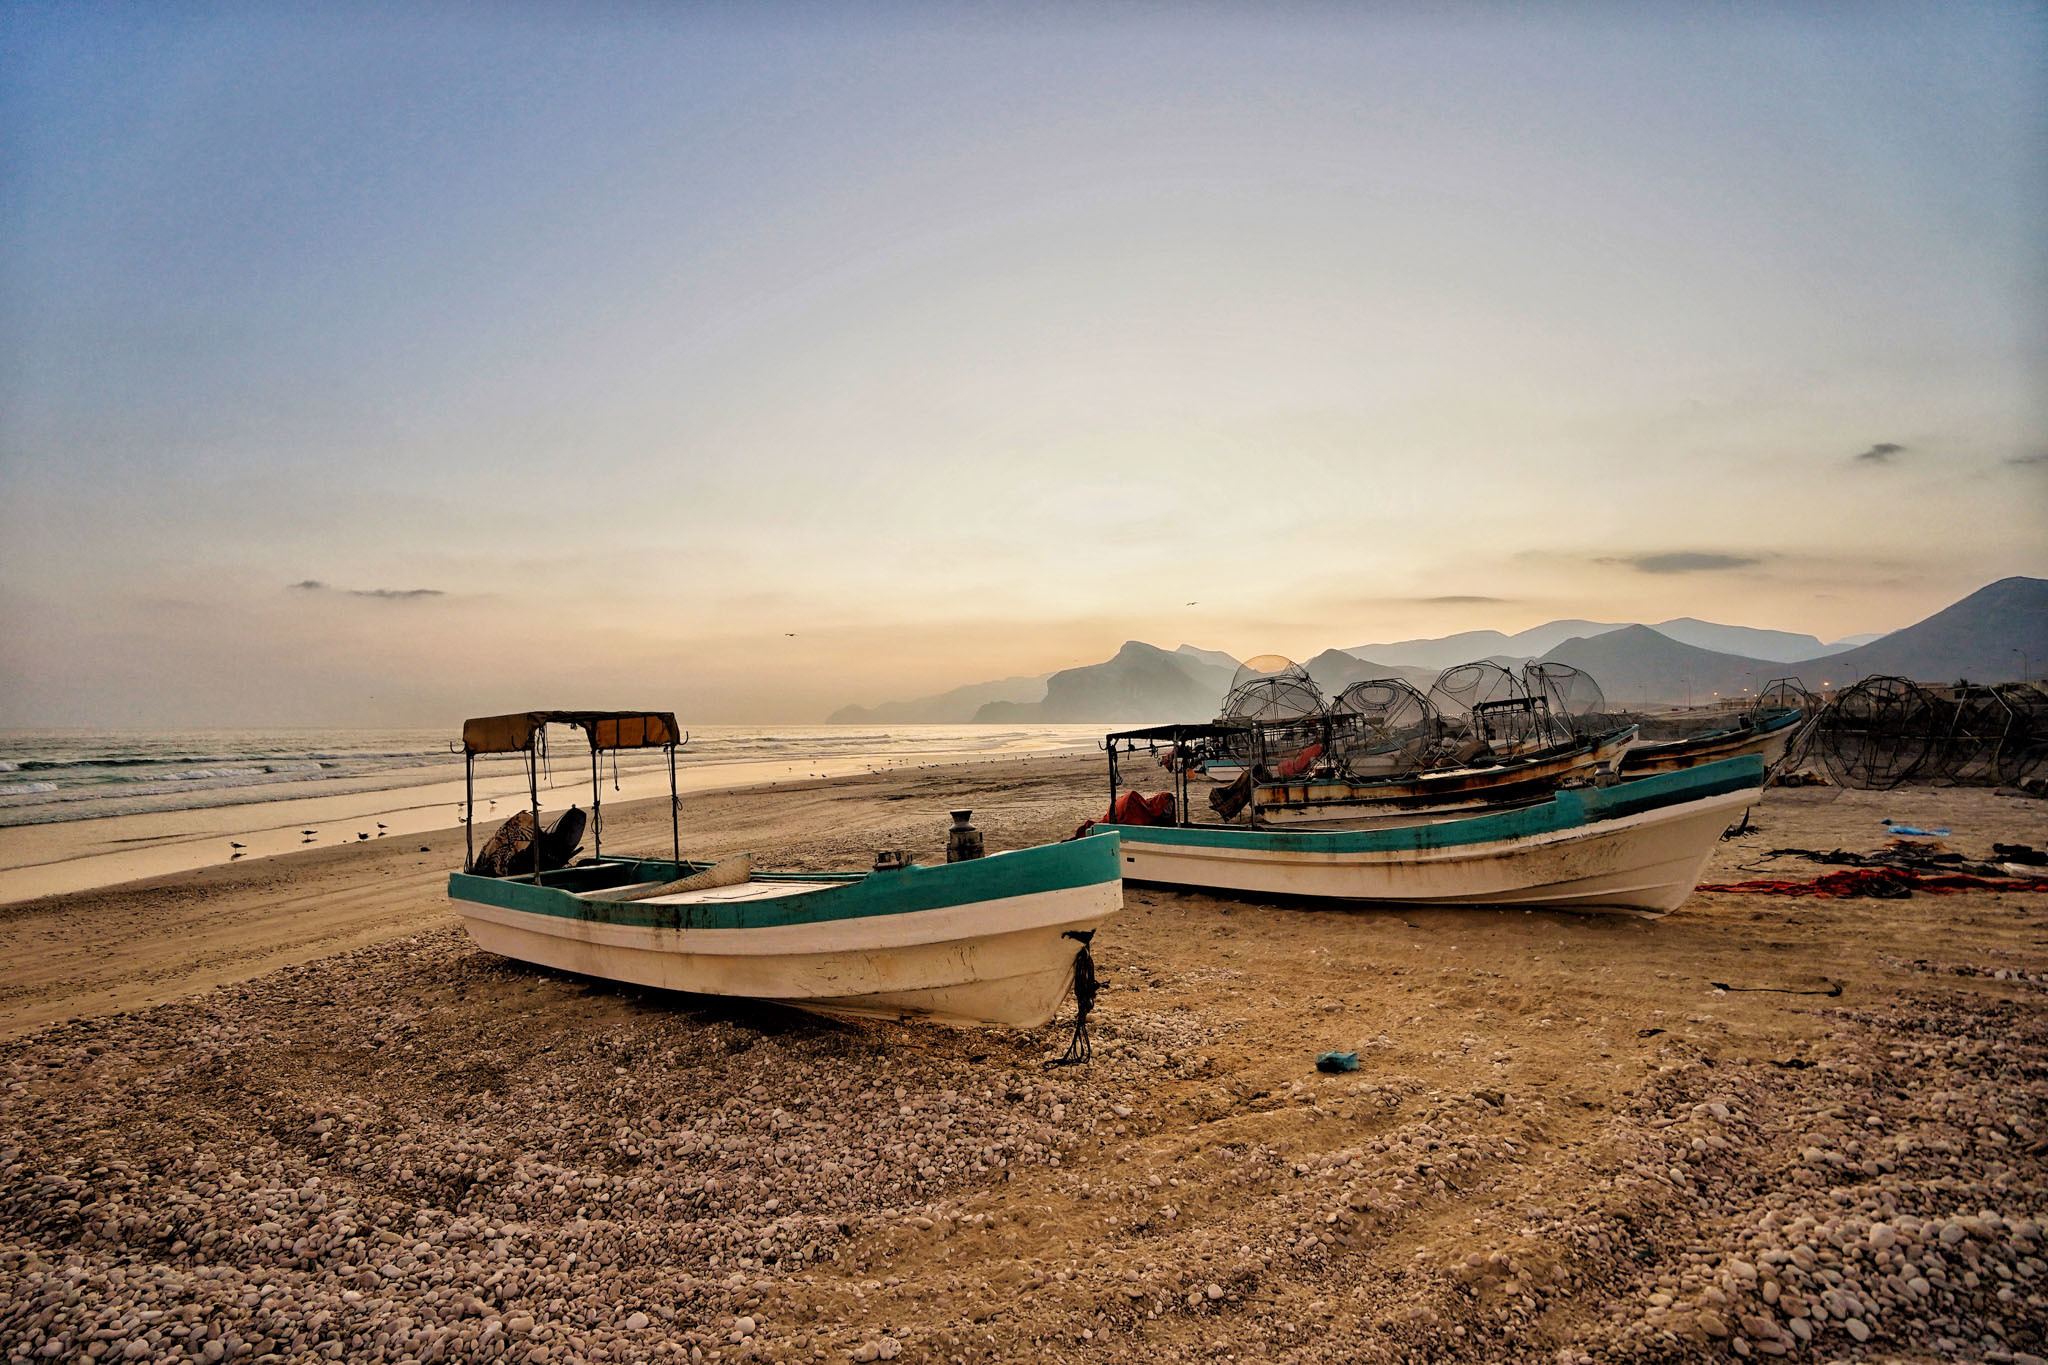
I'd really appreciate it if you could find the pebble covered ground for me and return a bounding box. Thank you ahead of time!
[2,775,2044,1362]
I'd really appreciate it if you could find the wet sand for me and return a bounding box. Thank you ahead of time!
[1,757,2044,1362]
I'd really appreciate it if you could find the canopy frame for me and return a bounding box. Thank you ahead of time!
[1101,721,1256,829]
[458,710,687,879]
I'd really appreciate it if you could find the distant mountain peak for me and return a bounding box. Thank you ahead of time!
[827,577,2044,720]
[1174,643,1240,670]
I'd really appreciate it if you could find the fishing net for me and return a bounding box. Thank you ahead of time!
[1814,676,1939,789]
[1468,694,1574,751]
[1328,680,1442,779]
[1332,678,1438,732]
[1994,684,2048,786]
[1806,676,2048,789]
[1926,685,2018,784]
[1427,661,1524,720]
[1253,716,1330,780]
[1221,655,1327,723]
[1523,663,1606,730]
[1757,677,1817,714]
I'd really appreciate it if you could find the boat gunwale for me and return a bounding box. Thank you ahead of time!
[1623,706,1803,758]
[448,831,1123,932]
[1100,755,1764,854]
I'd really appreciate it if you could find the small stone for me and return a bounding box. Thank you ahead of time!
[875,1341,901,1361]
[1699,1310,1731,1338]
[1205,1284,1225,1301]
[1845,1318,1871,1342]
[625,1312,650,1332]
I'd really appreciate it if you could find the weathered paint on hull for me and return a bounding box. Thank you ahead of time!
[455,883,1118,1027]
[1619,714,1801,775]
[1104,759,1766,916]
[1118,790,1746,914]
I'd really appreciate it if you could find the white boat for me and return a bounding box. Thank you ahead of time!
[1095,745,1765,916]
[448,710,1120,1028]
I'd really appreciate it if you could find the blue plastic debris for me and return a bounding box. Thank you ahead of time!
[1882,820,1950,838]
[1315,1051,1360,1073]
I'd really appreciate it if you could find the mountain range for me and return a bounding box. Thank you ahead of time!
[827,576,2047,722]
[1344,618,1880,669]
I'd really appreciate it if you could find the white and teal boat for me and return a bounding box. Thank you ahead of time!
[448,711,1121,1028]
[1098,724,1763,916]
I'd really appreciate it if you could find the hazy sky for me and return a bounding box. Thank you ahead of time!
[2,3,2043,725]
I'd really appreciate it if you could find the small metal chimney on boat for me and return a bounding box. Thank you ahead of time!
[946,810,985,862]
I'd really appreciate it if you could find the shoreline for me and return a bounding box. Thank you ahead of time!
[0,752,1109,1039]
[0,742,1099,905]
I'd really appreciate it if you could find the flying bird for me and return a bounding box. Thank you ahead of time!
[229,842,246,850]
[1185,601,1198,606]
[300,829,316,836]
[784,632,797,637]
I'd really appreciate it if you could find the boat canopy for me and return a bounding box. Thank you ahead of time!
[1102,721,1254,747]
[461,710,683,755]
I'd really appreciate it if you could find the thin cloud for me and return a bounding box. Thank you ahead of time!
[289,579,445,601]
[1409,595,1512,605]
[1852,442,1906,464]
[2006,452,2048,467]
[1597,552,1764,574]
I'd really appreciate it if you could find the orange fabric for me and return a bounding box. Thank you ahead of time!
[1275,743,1324,780]
[1103,791,1177,826]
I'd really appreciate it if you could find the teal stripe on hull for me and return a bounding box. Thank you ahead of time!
[1102,755,1763,854]
[448,831,1122,931]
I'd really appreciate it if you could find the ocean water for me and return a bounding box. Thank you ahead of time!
[0,724,1108,827]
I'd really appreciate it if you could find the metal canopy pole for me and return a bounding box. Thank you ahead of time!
[528,736,543,885]
[463,751,474,871]
[1177,728,1190,826]
[590,742,602,863]
[668,744,680,866]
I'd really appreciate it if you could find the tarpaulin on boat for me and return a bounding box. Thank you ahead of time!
[1104,790,1177,826]
[461,710,683,754]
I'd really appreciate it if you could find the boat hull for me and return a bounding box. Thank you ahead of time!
[448,837,1121,1028]
[1103,758,1762,916]
[1619,710,1802,776]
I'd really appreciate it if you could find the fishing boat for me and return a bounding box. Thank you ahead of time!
[1093,723,1763,914]
[1250,724,1638,826]
[1618,706,1804,776]
[447,710,1120,1028]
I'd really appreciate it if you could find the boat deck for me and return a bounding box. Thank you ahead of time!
[581,878,843,906]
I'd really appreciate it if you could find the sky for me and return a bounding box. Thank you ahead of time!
[2,2,2044,725]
